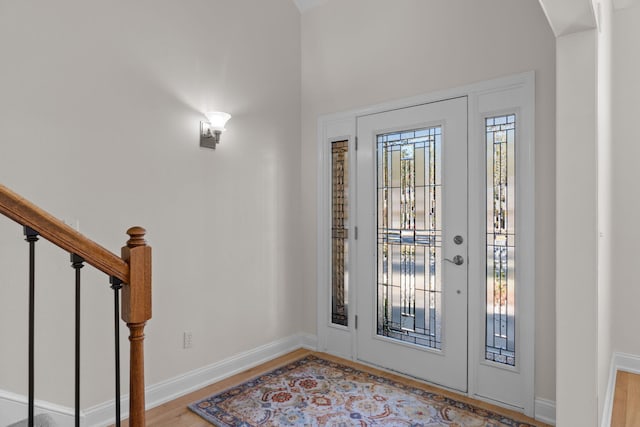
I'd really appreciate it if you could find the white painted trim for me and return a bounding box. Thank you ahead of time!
[535,398,557,425]
[601,358,615,427]
[467,72,536,417]
[537,0,597,37]
[316,117,357,359]
[0,389,78,427]
[612,352,640,373]
[601,352,640,427]
[84,333,316,427]
[298,332,319,350]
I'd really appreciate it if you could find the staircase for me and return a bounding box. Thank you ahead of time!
[0,184,152,426]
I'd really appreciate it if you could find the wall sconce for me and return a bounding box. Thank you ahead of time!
[200,111,231,149]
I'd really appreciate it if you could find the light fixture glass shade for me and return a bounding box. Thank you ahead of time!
[205,111,231,131]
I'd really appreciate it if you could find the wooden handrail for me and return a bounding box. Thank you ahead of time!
[0,184,129,282]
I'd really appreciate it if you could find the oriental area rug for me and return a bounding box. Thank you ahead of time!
[189,355,538,427]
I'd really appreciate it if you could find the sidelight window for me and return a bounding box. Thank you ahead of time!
[485,114,516,366]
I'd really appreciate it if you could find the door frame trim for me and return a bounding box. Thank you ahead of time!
[316,71,535,416]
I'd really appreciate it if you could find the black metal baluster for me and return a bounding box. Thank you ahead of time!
[110,276,123,427]
[24,226,38,427]
[70,254,84,427]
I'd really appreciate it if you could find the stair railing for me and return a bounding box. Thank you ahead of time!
[0,184,152,427]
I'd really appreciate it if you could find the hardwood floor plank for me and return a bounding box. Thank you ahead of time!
[625,371,640,426]
[612,371,629,426]
[611,370,640,427]
[113,349,548,426]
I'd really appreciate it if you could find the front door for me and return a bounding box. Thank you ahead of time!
[355,97,468,392]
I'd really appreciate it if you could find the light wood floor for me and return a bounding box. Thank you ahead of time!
[117,349,549,426]
[611,370,640,426]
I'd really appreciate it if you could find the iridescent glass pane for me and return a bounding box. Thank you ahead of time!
[485,114,516,366]
[331,140,348,326]
[377,127,442,349]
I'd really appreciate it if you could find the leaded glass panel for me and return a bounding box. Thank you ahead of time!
[485,114,516,366]
[331,140,349,326]
[377,127,442,349]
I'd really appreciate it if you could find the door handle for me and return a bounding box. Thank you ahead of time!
[445,255,464,266]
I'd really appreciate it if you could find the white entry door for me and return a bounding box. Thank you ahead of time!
[356,97,468,392]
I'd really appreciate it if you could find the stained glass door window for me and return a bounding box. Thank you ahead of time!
[331,140,349,326]
[377,127,442,349]
[485,114,516,366]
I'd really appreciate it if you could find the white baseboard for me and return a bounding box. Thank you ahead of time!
[535,397,556,425]
[298,332,318,350]
[601,352,640,427]
[611,351,640,374]
[468,394,555,425]
[84,332,317,427]
[0,389,78,427]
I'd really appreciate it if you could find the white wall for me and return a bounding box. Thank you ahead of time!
[0,0,301,410]
[555,28,599,426]
[612,3,640,359]
[301,0,557,403]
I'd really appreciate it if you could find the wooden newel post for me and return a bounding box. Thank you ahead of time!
[121,227,152,427]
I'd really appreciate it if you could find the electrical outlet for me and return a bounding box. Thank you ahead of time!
[183,331,193,349]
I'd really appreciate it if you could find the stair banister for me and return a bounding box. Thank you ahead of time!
[121,226,152,426]
[0,184,152,427]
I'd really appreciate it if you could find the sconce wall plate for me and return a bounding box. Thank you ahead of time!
[200,111,231,150]
[200,122,221,149]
